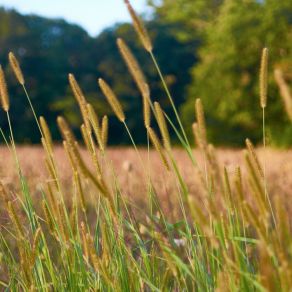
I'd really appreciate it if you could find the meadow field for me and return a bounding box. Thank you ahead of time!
[0,0,291,291]
[1,146,292,218]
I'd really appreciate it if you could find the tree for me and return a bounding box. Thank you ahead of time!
[0,8,199,144]
[151,0,292,146]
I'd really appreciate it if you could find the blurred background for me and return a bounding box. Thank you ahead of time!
[0,0,291,146]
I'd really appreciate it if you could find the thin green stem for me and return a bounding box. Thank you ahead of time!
[262,107,276,228]
[0,127,11,150]
[123,121,147,174]
[22,85,43,136]
[149,52,190,147]
[7,111,21,175]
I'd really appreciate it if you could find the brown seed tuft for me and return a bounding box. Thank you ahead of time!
[147,126,170,171]
[74,171,86,212]
[8,201,25,239]
[124,1,153,52]
[0,65,9,111]
[0,181,9,207]
[101,115,109,149]
[192,123,201,149]
[98,78,125,122]
[8,52,25,85]
[40,116,53,154]
[274,68,292,121]
[245,138,264,178]
[142,83,151,128]
[68,74,91,130]
[260,48,268,108]
[80,222,89,262]
[87,104,104,151]
[30,227,42,267]
[117,38,147,93]
[58,117,114,210]
[81,124,93,154]
[57,116,76,143]
[117,39,152,126]
[195,99,207,148]
[154,102,171,150]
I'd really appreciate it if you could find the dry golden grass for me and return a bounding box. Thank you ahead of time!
[1,146,291,219]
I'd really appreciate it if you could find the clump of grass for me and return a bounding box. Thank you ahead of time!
[0,3,291,291]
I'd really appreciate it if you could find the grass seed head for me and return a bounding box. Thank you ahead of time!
[98,78,125,122]
[68,73,91,130]
[154,102,171,150]
[117,38,147,93]
[192,122,202,149]
[0,182,10,208]
[195,98,207,148]
[245,138,264,178]
[8,201,25,239]
[274,68,292,121]
[80,222,89,262]
[63,140,77,172]
[101,115,109,149]
[57,116,76,143]
[260,48,268,108]
[30,227,42,267]
[74,172,86,212]
[147,126,170,171]
[8,52,25,85]
[124,0,153,52]
[40,116,53,154]
[87,103,105,151]
[0,65,10,111]
[81,124,93,154]
[142,83,151,128]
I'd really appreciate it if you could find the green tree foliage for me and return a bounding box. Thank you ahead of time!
[0,8,96,142]
[0,8,199,144]
[152,0,292,146]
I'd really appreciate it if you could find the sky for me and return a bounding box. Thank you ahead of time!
[0,0,148,36]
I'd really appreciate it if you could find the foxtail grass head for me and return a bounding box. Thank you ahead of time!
[117,38,147,93]
[68,73,91,130]
[192,123,201,149]
[87,103,105,151]
[195,98,207,148]
[8,52,25,85]
[142,83,151,128]
[274,68,292,121]
[147,126,170,171]
[245,138,264,179]
[57,116,76,145]
[69,73,83,100]
[0,65,10,112]
[101,115,109,149]
[260,48,268,108]
[40,116,53,153]
[154,102,171,150]
[98,78,125,122]
[124,0,153,52]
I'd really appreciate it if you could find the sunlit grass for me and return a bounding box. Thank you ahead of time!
[0,2,291,291]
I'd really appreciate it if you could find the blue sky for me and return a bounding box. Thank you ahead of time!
[0,0,148,36]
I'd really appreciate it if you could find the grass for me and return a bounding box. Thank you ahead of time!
[0,2,291,291]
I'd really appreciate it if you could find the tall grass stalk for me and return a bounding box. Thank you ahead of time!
[259,48,276,228]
